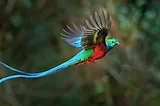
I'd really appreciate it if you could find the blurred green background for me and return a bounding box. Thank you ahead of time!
[0,0,160,106]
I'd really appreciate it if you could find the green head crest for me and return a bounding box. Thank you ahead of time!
[105,38,119,52]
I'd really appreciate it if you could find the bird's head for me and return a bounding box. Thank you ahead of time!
[105,38,119,52]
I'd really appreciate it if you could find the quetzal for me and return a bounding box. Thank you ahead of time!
[0,9,119,83]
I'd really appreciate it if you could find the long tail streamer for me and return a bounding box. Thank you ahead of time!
[0,50,85,83]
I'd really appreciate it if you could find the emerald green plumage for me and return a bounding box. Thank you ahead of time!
[78,49,94,62]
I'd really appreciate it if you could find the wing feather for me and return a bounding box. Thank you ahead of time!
[61,23,83,48]
[81,8,111,49]
[95,11,102,29]
[61,8,111,49]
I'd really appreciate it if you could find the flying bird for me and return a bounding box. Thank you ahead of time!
[0,9,119,83]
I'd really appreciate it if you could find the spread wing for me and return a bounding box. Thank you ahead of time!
[61,8,111,49]
[61,23,83,48]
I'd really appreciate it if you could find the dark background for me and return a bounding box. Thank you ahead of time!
[0,0,160,106]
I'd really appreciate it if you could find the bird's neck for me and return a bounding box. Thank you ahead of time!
[106,44,113,52]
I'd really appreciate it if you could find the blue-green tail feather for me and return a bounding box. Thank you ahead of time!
[0,50,87,83]
[0,62,38,75]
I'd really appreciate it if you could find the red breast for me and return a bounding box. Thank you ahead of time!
[88,44,106,62]
[76,44,106,65]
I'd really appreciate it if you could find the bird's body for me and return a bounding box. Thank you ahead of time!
[76,44,106,65]
[0,8,119,83]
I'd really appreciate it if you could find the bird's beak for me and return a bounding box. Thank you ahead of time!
[117,42,120,45]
